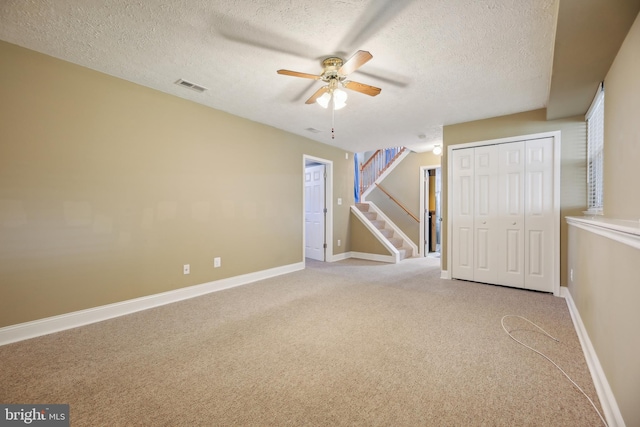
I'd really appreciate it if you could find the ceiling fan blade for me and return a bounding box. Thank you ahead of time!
[357,68,410,87]
[343,81,382,97]
[339,50,373,75]
[339,0,415,51]
[277,69,321,80]
[213,14,324,59]
[305,86,329,104]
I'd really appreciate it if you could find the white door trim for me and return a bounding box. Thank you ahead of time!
[419,165,441,259]
[303,155,333,263]
[446,130,561,296]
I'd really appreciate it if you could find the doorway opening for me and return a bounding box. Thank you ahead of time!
[420,165,441,259]
[303,155,333,263]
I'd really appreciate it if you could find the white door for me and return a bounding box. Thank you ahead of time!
[497,141,525,287]
[473,145,499,284]
[524,138,554,292]
[304,164,325,261]
[451,149,474,280]
[450,136,557,293]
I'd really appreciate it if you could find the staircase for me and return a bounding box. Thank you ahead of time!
[355,202,415,261]
[359,146,407,200]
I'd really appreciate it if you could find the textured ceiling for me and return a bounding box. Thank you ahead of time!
[0,0,559,153]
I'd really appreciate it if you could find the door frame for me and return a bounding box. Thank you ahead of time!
[419,164,441,259]
[445,130,561,295]
[303,155,333,263]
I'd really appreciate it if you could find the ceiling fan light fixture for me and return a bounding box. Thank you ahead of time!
[333,88,348,110]
[317,91,331,108]
[316,88,348,110]
[333,100,347,110]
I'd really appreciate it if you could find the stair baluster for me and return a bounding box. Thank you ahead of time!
[359,147,406,196]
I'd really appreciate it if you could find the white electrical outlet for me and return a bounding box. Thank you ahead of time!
[183,264,190,275]
[214,257,221,268]
[337,239,341,247]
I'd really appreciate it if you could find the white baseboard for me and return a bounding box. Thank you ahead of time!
[349,251,396,263]
[561,287,626,427]
[0,262,305,346]
[329,251,351,262]
[440,269,450,279]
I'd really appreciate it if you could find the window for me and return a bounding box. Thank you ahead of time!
[586,83,604,214]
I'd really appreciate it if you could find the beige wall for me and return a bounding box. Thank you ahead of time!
[366,151,441,244]
[0,41,353,328]
[602,13,640,219]
[546,0,640,119]
[567,227,640,426]
[568,12,640,426]
[442,109,587,284]
[349,214,392,256]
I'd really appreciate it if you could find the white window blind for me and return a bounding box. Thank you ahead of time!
[586,83,604,213]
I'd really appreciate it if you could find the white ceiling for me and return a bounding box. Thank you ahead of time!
[0,0,558,153]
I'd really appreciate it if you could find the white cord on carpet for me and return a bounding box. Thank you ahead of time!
[501,315,608,427]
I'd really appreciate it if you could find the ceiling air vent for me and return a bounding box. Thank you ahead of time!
[175,79,208,93]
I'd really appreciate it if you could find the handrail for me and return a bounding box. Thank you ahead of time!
[359,147,405,195]
[360,148,383,172]
[375,183,419,222]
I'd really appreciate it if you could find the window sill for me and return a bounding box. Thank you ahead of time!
[581,209,603,216]
[566,216,640,250]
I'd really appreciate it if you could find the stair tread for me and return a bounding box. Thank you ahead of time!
[355,200,415,262]
[389,237,403,247]
[380,229,394,237]
[363,212,377,220]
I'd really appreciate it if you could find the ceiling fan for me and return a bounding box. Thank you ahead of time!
[277,50,382,110]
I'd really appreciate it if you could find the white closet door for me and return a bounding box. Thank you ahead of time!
[473,145,498,284]
[497,142,525,287]
[304,164,325,261]
[451,149,474,280]
[524,138,554,292]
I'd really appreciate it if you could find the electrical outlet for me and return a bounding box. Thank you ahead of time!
[214,257,221,268]
[183,264,190,275]
[337,198,342,205]
[337,239,341,247]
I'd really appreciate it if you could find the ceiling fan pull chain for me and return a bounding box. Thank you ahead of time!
[331,102,336,139]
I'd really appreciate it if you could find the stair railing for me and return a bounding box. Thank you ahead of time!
[375,183,419,222]
[359,147,406,195]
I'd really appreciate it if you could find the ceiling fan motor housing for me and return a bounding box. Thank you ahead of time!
[321,57,346,82]
[322,57,344,69]
[276,50,381,103]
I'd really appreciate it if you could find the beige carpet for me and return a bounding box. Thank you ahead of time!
[0,258,605,426]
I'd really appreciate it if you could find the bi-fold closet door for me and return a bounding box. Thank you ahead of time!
[451,137,554,293]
